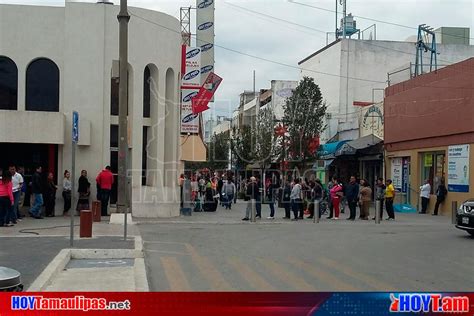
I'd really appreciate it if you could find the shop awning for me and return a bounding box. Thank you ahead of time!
[317,141,349,160]
[335,134,383,156]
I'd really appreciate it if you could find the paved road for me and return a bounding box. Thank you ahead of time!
[138,201,474,292]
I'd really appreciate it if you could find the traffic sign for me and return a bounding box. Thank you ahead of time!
[72,111,79,143]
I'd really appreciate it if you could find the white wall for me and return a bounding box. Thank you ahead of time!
[0,2,182,217]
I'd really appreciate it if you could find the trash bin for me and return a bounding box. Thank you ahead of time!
[80,210,93,238]
[0,267,23,292]
[92,200,101,222]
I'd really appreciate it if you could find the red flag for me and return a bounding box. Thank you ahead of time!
[192,72,223,114]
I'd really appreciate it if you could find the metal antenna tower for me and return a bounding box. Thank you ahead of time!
[415,24,438,76]
[180,7,192,46]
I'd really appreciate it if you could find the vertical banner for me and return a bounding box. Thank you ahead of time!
[181,45,202,89]
[180,89,200,134]
[448,144,470,192]
[402,157,409,194]
[196,0,215,84]
[391,158,403,191]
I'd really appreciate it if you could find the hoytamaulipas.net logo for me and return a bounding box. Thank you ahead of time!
[390,293,470,313]
[11,295,131,311]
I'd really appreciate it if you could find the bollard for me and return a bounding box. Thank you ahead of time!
[0,267,23,291]
[251,199,256,223]
[92,200,101,222]
[314,200,320,223]
[180,179,192,216]
[452,201,458,225]
[80,210,93,238]
[375,200,381,224]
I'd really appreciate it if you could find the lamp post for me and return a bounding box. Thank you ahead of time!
[118,0,130,240]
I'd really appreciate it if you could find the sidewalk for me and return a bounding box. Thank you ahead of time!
[0,216,143,291]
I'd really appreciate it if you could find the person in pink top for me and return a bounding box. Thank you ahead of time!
[329,178,343,220]
[0,169,14,227]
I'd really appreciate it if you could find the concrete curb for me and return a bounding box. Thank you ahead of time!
[27,236,148,292]
[28,249,71,292]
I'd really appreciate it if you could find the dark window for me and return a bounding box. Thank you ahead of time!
[0,56,18,110]
[111,77,119,116]
[26,58,59,112]
[143,66,151,118]
[110,125,118,148]
[142,127,148,185]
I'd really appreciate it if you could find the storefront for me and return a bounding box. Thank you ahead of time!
[384,58,474,215]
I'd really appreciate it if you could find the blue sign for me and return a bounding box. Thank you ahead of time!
[197,0,213,9]
[200,65,214,74]
[182,113,199,123]
[183,70,200,81]
[198,22,214,31]
[201,43,214,52]
[72,111,79,143]
[186,48,200,59]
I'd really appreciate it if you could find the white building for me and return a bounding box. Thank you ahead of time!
[298,38,474,142]
[0,2,183,217]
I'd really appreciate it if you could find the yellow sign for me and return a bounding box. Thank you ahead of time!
[424,154,433,167]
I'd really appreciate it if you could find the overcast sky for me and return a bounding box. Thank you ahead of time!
[1,0,473,118]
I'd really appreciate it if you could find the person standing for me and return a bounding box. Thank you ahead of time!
[222,179,236,210]
[433,178,447,216]
[29,166,44,219]
[266,179,277,219]
[8,165,23,224]
[96,166,114,216]
[359,179,372,220]
[62,170,72,216]
[242,177,258,221]
[290,178,303,221]
[255,176,262,219]
[329,178,343,220]
[345,176,359,220]
[281,180,292,219]
[326,177,336,219]
[385,179,396,220]
[308,179,323,219]
[0,169,14,227]
[44,172,57,217]
[372,178,386,220]
[419,179,431,214]
[77,170,91,212]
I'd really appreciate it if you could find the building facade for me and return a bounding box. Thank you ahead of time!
[384,58,474,215]
[299,38,474,143]
[0,2,182,217]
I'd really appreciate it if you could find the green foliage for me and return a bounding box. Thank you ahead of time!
[282,76,327,168]
[255,107,277,165]
[231,125,255,169]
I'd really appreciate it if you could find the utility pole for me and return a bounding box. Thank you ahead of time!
[342,0,347,39]
[118,0,130,240]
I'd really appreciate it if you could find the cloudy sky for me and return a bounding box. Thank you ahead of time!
[1,0,473,118]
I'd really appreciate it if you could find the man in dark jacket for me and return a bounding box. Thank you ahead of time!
[345,176,359,220]
[29,166,44,219]
[281,180,292,219]
[242,177,259,220]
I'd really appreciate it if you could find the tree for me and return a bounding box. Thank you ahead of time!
[207,131,230,170]
[255,107,277,166]
[282,76,327,171]
[231,125,255,170]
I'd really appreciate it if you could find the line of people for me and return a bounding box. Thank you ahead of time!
[0,164,114,226]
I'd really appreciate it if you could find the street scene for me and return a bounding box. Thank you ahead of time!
[0,0,474,299]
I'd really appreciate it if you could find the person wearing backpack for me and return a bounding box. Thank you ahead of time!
[433,178,447,216]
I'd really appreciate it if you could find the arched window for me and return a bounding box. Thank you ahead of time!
[0,56,18,110]
[26,58,60,112]
[143,66,151,118]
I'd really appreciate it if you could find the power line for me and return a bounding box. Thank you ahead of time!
[129,11,386,84]
[288,0,474,41]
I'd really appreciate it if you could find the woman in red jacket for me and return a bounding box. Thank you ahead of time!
[329,178,343,220]
[0,169,14,227]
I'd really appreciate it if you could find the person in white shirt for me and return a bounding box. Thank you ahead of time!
[419,179,431,214]
[9,165,24,224]
[62,170,72,216]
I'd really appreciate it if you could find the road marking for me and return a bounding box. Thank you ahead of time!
[144,249,190,256]
[227,257,276,291]
[258,258,316,291]
[160,256,192,291]
[288,257,359,291]
[185,243,234,291]
[317,257,395,291]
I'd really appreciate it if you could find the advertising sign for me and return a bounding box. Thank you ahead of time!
[180,89,200,134]
[391,158,403,191]
[196,0,215,86]
[72,111,79,143]
[192,72,223,114]
[181,46,201,88]
[448,144,470,193]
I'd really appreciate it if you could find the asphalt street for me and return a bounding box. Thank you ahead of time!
[0,236,134,289]
[138,201,474,292]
